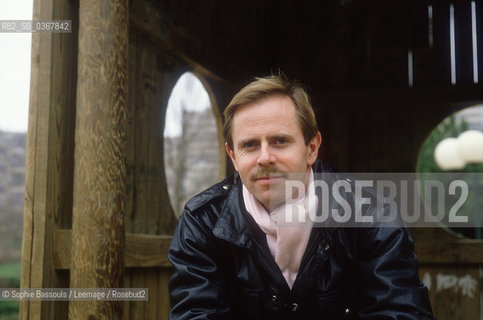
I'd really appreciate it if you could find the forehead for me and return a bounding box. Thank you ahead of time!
[231,95,301,138]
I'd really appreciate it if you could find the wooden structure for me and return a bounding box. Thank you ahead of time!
[21,0,483,319]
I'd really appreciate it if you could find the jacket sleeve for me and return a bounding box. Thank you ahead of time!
[168,208,232,320]
[356,227,436,319]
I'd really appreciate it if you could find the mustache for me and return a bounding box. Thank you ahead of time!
[250,166,288,181]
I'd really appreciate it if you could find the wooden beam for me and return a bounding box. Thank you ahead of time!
[415,240,483,264]
[124,233,172,268]
[20,1,55,318]
[54,228,483,268]
[411,227,483,264]
[129,4,233,84]
[20,0,78,319]
[55,230,172,270]
[314,84,483,113]
[69,0,129,318]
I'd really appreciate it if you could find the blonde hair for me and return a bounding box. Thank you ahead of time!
[223,75,318,149]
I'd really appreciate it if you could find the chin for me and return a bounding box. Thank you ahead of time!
[264,193,287,209]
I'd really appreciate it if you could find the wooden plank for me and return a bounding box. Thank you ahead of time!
[419,266,480,320]
[411,227,483,264]
[129,0,234,84]
[432,2,452,84]
[55,230,172,270]
[145,269,158,319]
[454,1,474,84]
[19,0,42,318]
[53,230,71,270]
[19,0,72,319]
[49,1,79,318]
[159,268,173,320]
[26,2,55,318]
[370,3,411,88]
[129,270,146,320]
[122,271,132,320]
[415,240,483,264]
[52,270,70,320]
[125,233,172,267]
[55,227,483,268]
[57,228,483,268]
[50,0,78,230]
[125,31,137,235]
[478,1,483,84]
[410,2,434,86]
[129,34,179,235]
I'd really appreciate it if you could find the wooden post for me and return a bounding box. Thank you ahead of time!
[69,0,128,318]
[20,0,79,318]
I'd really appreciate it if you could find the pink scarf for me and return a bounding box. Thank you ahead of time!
[242,170,316,288]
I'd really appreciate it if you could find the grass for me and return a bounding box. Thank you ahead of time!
[0,301,19,318]
[0,315,20,320]
[0,261,20,318]
[0,262,21,280]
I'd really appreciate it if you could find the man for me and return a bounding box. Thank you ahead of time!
[168,75,435,319]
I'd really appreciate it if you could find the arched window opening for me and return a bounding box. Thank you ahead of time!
[417,105,483,239]
[164,72,223,219]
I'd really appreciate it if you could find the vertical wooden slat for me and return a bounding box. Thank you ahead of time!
[433,2,452,84]
[51,0,79,231]
[347,3,371,87]
[411,2,434,86]
[129,271,146,320]
[21,1,78,318]
[20,0,76,319]
[476,0,483,84]
[19,1,46,319]
[126,32,180,320]
[69,0,129,318]
[125,33,137,236]
[49,2,79,318]
[419,266,480,320]
[124,29,137,320]
[454,1,474,84]
[145,269,158,319]
[122,272,131,320]
[159,268,173,319]
[52,271,70,320]
[370,2,410,88]
[130,38,179,235]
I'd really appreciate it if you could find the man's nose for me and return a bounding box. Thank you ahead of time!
[257,143,275,166]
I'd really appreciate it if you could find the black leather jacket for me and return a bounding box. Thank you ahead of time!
[169,161,436,320]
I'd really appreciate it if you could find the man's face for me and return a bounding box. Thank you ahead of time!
[226,94,321,210]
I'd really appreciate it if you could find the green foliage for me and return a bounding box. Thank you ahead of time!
[0,301,19,317]
[0,262,20,317]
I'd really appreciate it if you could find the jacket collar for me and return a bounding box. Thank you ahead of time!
[213,173,254,248]
[213,160,342,247]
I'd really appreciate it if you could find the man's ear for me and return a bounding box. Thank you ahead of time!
[225,142,238,171]
[307,132,322,165]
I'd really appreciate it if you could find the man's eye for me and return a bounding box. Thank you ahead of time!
[275,138,288,145]
[243,141,258,149]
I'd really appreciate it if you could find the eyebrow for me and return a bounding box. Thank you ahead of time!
[236,138,259,149]
[267,134,294,142]
[236,134,295,149]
